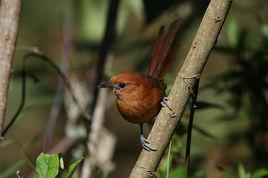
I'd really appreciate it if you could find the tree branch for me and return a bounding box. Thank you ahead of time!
[0,0,22,134]
[129,0,233,177]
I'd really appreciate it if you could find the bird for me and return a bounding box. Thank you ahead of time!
[99,20,180,151]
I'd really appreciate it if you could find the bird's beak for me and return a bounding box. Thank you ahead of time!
[98,82,114,89]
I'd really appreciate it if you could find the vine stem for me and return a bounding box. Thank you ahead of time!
[185,79,200,178]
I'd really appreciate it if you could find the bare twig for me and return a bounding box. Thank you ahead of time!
[43,13,71,152]
[129,0,233,177]
[81,0,120,176]
[1,49,90,137]
[81,55,116,178]
[0,0,22,134]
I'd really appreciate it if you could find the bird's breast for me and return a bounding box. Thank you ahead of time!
[116,86,164,124]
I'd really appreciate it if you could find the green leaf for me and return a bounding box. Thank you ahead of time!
[169,166,185,178]
[227,18,247,50]
[238,164,250,178]
[0,160,25,178]
[261,24,268,39]
[221,171,237,178]
[62,157,84,178]
[35,153,60,178]
[59,156,64,170]
[252,168,268,178]
[165,141,172,178]
[227,18,240,48]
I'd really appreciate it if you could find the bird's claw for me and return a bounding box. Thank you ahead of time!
[140,135,156,152]
[161,97,176,117]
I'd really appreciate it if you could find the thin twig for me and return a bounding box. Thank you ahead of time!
[129,0,233,177]
[43,12,71,152]
[81,0,120,176]
[185,79,200,178]
[1,49,90,137]
[0,59,27,137]
[81,55,115,178]
[0,0,22,134]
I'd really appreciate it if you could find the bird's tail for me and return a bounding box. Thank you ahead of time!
[148,20,180,80]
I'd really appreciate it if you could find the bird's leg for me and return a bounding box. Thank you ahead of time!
[140,124,156,152]
[161,97,176,118]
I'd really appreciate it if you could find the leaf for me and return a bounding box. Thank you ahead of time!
[59,156,64,170]
[227,18,247,50]
[227,18,240,48]
[165,141,172,178]
[195,101,225,110]
[238,164,250,178]
[169,166,185,178]
[0,160,25,178]
[221,171,237,178]
[261,24,268,39]
[35,153,60,178]
[252,168,268,178]
[62,157,84,178]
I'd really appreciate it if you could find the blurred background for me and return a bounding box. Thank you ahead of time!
[0,0,267,177]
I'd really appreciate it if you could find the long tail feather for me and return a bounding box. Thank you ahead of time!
[148,20,180,80]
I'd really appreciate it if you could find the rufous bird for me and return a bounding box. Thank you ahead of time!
[99,20,180,151]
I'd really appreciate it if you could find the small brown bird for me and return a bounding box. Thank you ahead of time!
[99,20,180,151]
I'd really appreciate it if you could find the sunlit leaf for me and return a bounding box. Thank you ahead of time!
[35,153,60,178]
[59,156,64,170]
[238,164,250,178]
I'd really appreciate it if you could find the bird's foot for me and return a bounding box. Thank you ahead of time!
[140,135,156,152]
[161,97,176,118]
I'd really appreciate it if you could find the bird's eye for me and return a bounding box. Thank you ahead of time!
[118,83,126,89]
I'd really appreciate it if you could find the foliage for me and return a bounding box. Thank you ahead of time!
[221,164,268,178]
[211,17,268,165]
[0,160,25,178]
[35,153,83,178]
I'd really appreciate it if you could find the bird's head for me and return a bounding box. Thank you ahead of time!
[98,72,150,100]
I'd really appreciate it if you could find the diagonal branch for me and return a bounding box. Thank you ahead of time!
[129,0,233,177]
[0,0,22,134]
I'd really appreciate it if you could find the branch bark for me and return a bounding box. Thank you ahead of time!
[129,0,233,177]
[0,0,22,133]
